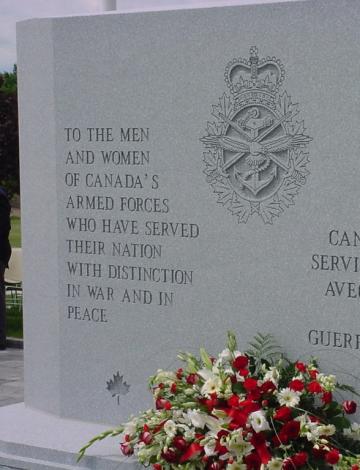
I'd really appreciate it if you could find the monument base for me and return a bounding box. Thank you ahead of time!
[0,403,136,469]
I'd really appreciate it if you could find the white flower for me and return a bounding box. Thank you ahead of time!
[317,373,337,392]
[277,388,301,407]
[298,416,324,443]
[203,438,217,456]
[187,410,223,433]
[249,410,270,433]
[154,369,177,385]
[164,420,177,438]
[198,369,215,381]
[233,351,244,358]
[344,422,360,440]
[137,445,158,460]
[267,458,283,470]
[184,428,196,440]
[200,371,223,397]
[263,366,280,385]
[318,424,336,437]
[218,348,233,362]
[226,432,254,457]
[187,410,208,429]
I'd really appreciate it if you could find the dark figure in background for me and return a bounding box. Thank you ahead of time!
[0,187,11,350]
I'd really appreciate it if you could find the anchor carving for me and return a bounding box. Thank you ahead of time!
[228,107,276,196]
[236,165,277,196]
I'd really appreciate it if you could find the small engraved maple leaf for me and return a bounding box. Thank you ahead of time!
[106,372,130,404]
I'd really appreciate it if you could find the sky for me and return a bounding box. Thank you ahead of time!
[0,0,99,72]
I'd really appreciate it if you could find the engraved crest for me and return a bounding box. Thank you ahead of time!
[201,47,312,224]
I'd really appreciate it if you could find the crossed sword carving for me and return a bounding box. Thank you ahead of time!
[201,111,312,180]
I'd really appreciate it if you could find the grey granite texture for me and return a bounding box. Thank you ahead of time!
[17,0,360,427]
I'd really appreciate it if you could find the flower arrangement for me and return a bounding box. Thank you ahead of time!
[78,332,360,469]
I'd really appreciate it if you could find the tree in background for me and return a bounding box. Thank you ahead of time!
[0,65,19,198]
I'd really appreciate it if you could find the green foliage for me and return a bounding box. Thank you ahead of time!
[227,331,237,352]
[199,348,212,369]
[6,299,23,338]
[177,351,201,374]
[77,427,124,462]
[246,332,282,373]
[0,65,19,197]
[0,65,17,94]
[9,216,21,248]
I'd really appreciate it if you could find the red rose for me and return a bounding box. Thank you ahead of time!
[120,442,134,456]
[260,381,276,394]
[247,388,261,401]
[273,406,292,422]
[161,449,178,463]
[176,368,183,379]
[295,361,307,372]
[228,409,248,427]
[233,355,249,370]
[307,381,323,394]
[204,393,218,410]
[321,391,333,404]
[156,398,172,410]
[227,394,240,407]
[153,465,162,470]
[309,369,318,379]
[140,430,152,444]
[278,420,300,443]
[243,378,258,391]
[312,446,327,460]
[186,374,198,385]
[244,452,261,470]
[289,379,304,392]
[170,383,177,394]
[343,400,357,414]
[293,451,308,467]
[242,401,261,414]
[309,415,320,423]
[352,465,359,470]
[325,449,340,465]
[173,436,188,451]
[282,458,294,470]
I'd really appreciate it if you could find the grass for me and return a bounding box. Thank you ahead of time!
[6,298,23,338]
[10,215,21,248]
[7,214,23,338]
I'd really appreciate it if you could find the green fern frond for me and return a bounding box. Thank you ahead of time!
[246,333,282,373]
[227,331,237,352]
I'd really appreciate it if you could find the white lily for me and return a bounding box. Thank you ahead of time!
[249,410,270,433]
